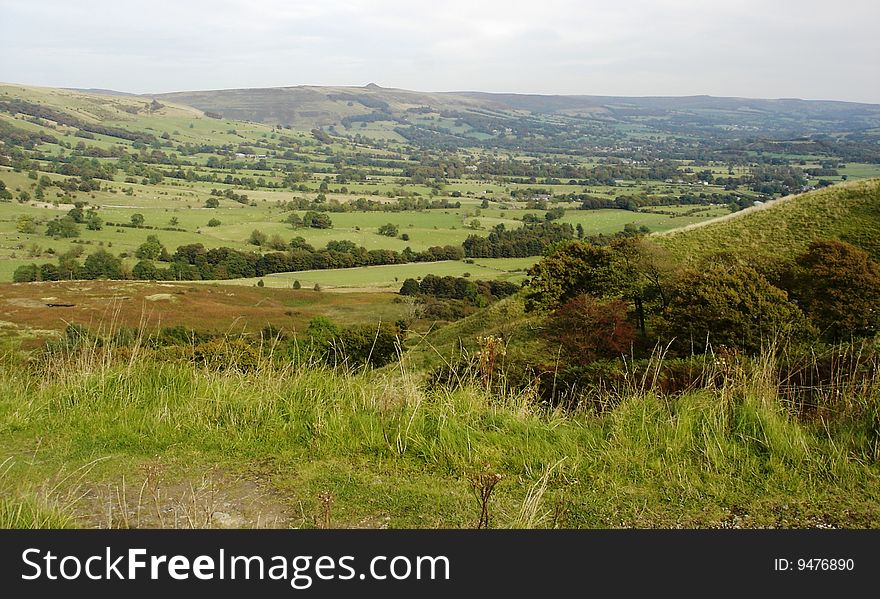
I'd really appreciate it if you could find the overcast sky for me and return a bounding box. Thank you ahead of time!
[1,0,878,103]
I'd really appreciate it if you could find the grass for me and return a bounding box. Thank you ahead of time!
[1,336,878,528]
[656,179,880,261]
[0,280,407,344]
[212,257,537,289]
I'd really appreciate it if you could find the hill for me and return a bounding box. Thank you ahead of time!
[155,84,880,153]
[655,179,880,261]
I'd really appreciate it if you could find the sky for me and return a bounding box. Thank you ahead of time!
[1,0,878,103]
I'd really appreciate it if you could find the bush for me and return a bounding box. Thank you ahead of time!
[13,264,38,283]
[789,240,880,341]
[663,261,813,354]
[544,295,636,365]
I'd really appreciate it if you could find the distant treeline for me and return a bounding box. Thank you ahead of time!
[281,196,461,213]
[399,274,519,303]
[13,240,465,283]
[463,222,575,258]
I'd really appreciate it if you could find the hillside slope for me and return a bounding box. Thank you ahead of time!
[154,84,880,151]
[655,179,880,261]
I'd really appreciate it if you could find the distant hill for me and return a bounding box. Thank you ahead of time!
[154,84,880,152]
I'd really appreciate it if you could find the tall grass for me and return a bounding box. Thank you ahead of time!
[1,332,879,528]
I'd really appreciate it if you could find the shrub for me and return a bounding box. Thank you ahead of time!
[789,240,880,341]
[662,261,813,354]
[544,294,636,365]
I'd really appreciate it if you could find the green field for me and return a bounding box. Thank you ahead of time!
[210,257,538,289]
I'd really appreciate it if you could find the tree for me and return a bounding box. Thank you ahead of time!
[46,216,80,238]
[57,250,81,279]
[303,211,332,229]
[39,263,60,281]
[13,264,38,283]
[205,197,220,208]
[789,240,880,341]
[207,218,221,227]
[285,213,303,228]
[525,242,628,311]
[135,235,165,260]
[378,223,399,237]
[16,215,37,234]
[132,260,160,280]
[67,206,85,223]
[169,216,179,227]
[85,210,103,231]
[248,229,268,246]
[130,213,145,227]
[267,234,288,251]
[544,295,635,365]
[399,278,420,296]
[81,250,124,280]
[663,261,812,354]
[292,280,302,289]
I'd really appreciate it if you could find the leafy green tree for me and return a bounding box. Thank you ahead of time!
[248,229,268,246]
[132,260,160,280]
[39,263,60,281]
[130,213,145,227]
[303,211,332,229]
[789,240,880,341]
[292,280,302,289]
[13,264,38,283]
[67,206,85,223]
[85,209,103,231]
[207,218,221,227]
[525,242,628,311]
[57,250,82,279]
[16,215,37,234]
[663,261,812,354]
[205,197,220,208]
[378,223,399,237]
[135,235,165,260]
[399,278,420,295]
[46,216,80,238]
[285,213,303,228]
[81,250,124,280]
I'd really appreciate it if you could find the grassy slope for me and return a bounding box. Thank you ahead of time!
[2,350,878,529]
[654,179,880,261]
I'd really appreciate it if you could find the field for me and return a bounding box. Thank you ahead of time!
[211,257,537,290]
[4,83,880,289]
[0,280,406,346]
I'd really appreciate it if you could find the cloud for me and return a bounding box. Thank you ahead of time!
[0,0,877,102]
